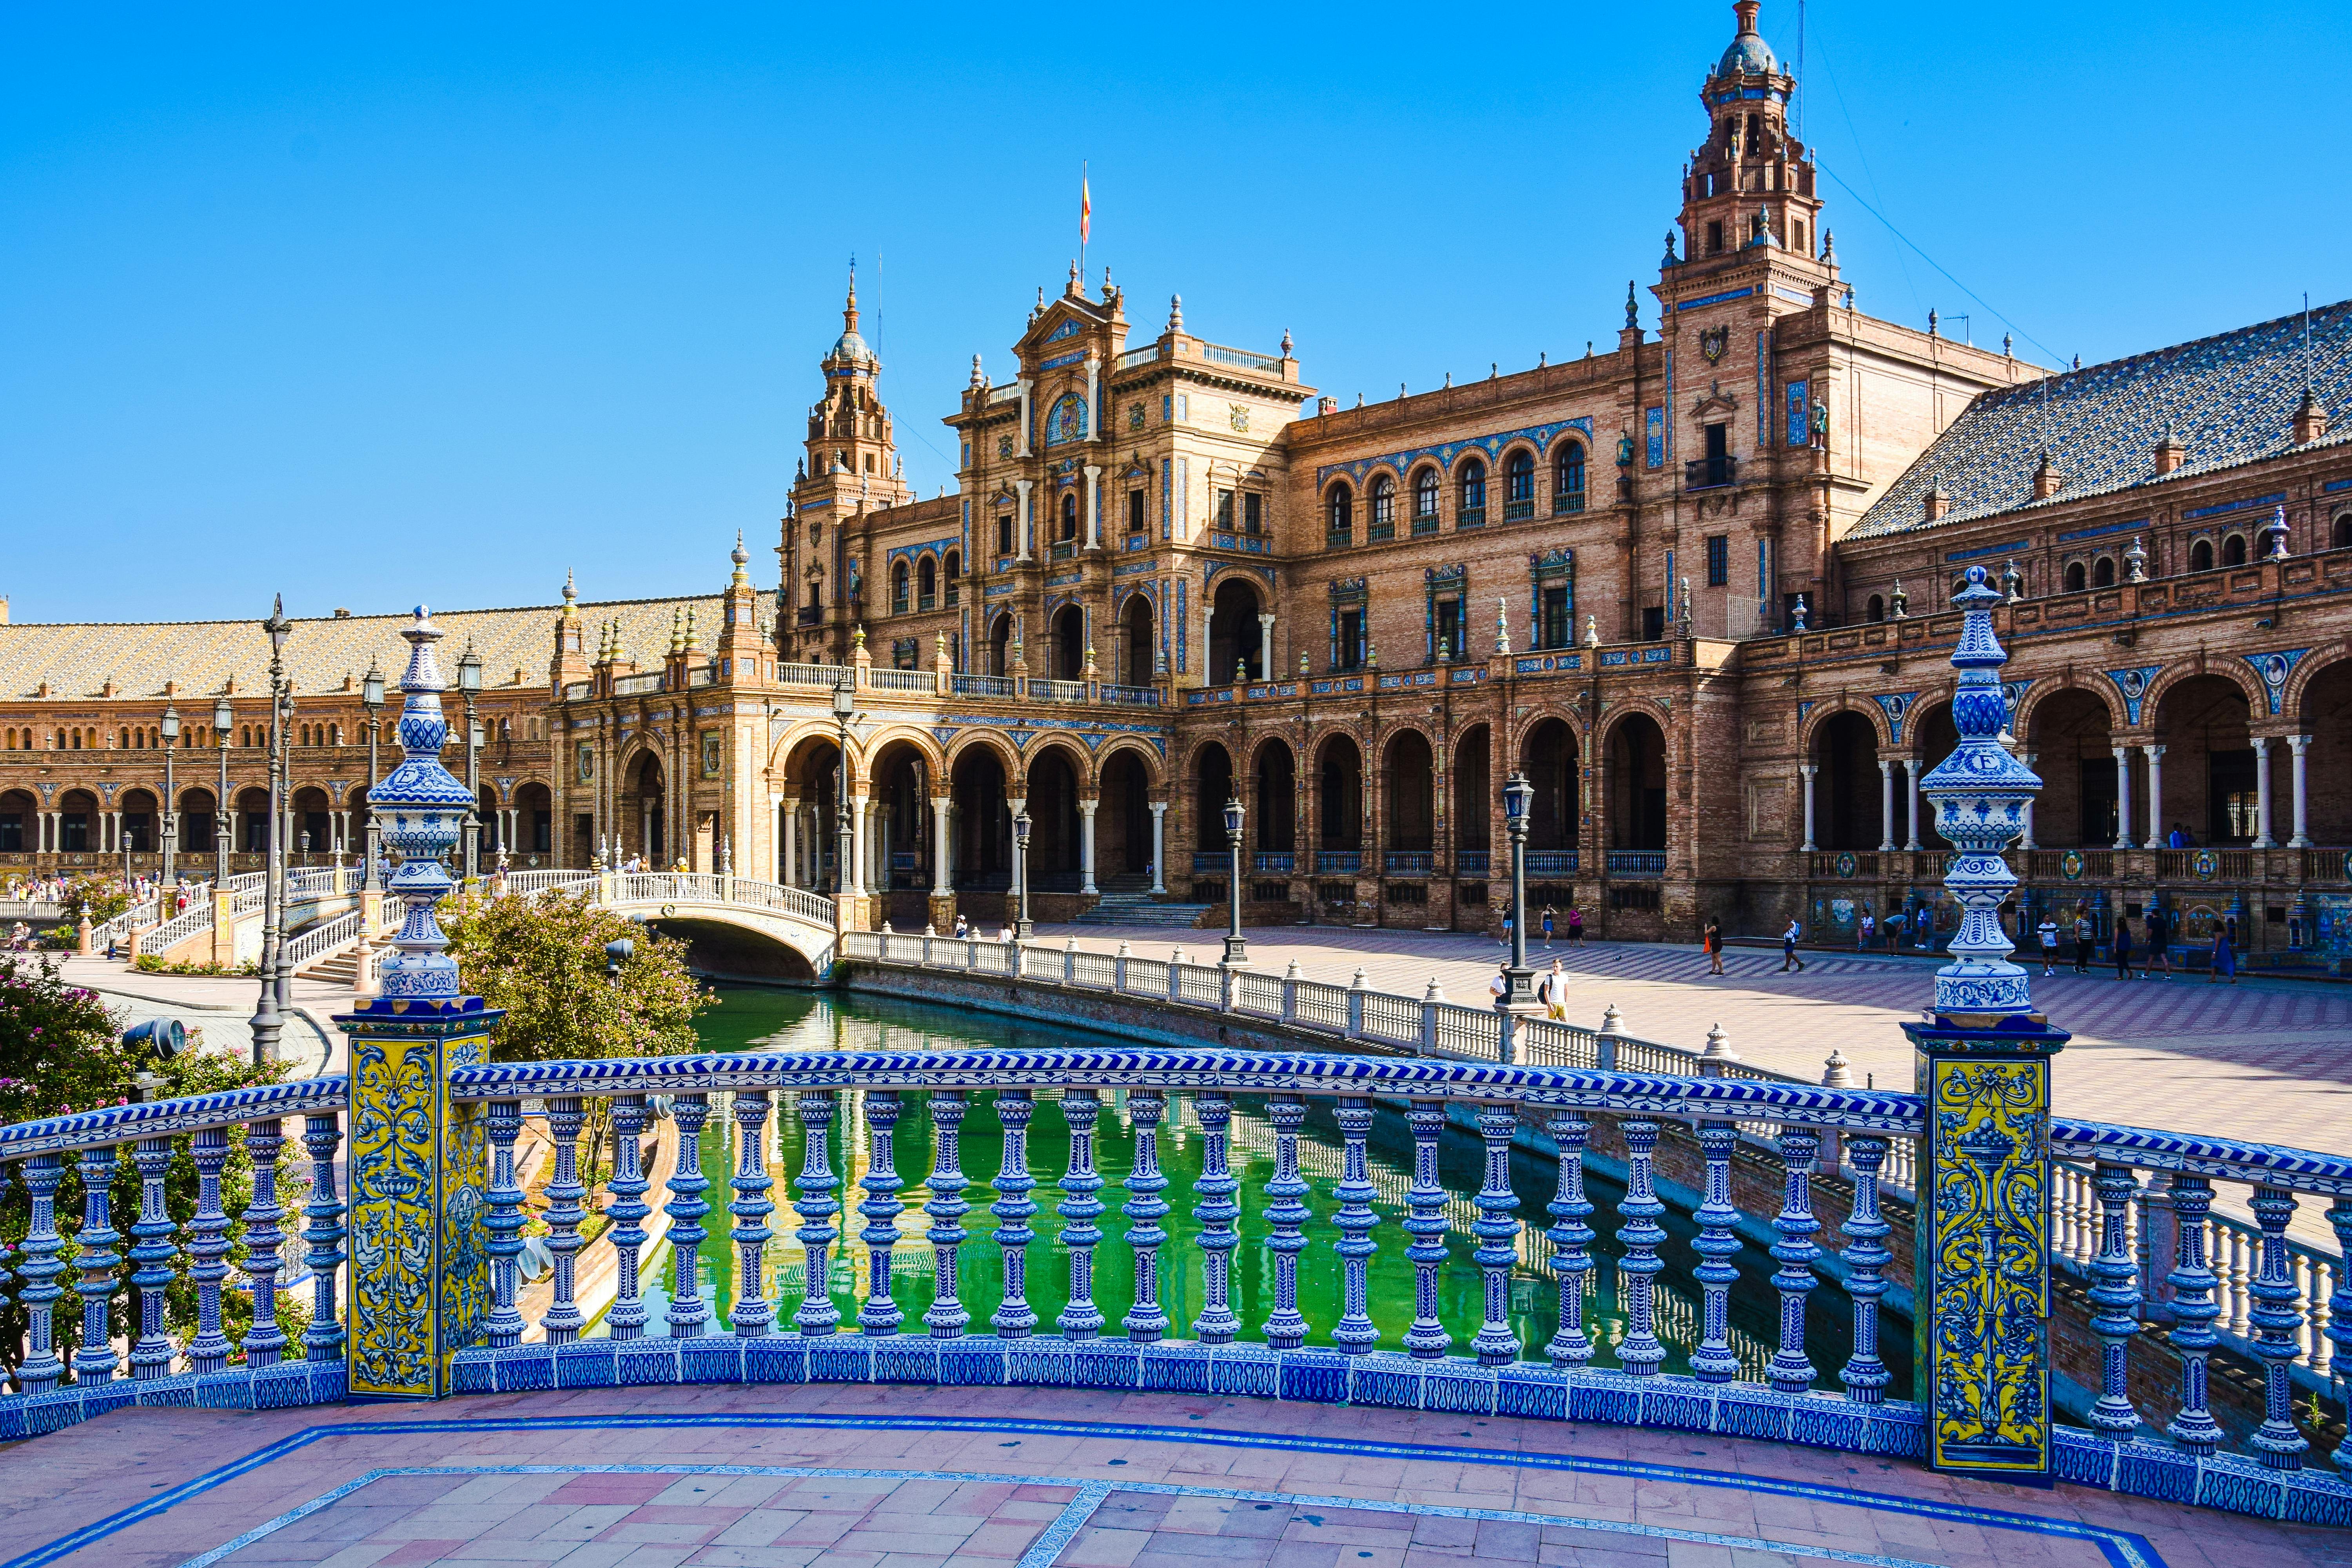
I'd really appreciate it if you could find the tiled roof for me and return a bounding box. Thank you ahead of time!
[1847,298,2352,541]
[0,590,778,704]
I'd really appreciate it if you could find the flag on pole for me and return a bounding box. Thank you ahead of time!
[1080,171,1091,245]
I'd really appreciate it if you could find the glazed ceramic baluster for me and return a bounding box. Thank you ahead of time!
[1122,1090,1171,1343]
[183,1132,231,1377]
[2246,1186,2307,1469]
[2162,1173,2223,1454]
[301,1113,345,1362]
[1401,1100,1451,1359]
[1189,1091,1240,1345]
[1330,1096,1379,1354]
[1470,1105,1523,1366]
[665,1094,712,1338]
[65,1144,122,1383]
[858,1091,904,1336]
[1837,1135,1892,1403]
[240,1120,287,1368]
[1614,1120,1666,1377]
[541,1098,588,1344]
[127,1138,177,1379]
[2086,1163,2143,1439]
[0,1169,10,1393]
[1543,1112,1595,1369]
[604,1096,651,1342]
[788,1090,838,1335]
[924,1091,970,1338]
[1767,1128,1821,1394]
[2327,1199,2352,1474]
[991,1089,1039,1337]
[1688,1122,1742,1384]
[16,1154,65,1393]
[1056,1089,1105,1339]
[483,1102,526,1347]
[1262,1095,1311,1350]
[724,1089,773,1338]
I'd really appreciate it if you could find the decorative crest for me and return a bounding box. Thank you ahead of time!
[367,608,475,1000]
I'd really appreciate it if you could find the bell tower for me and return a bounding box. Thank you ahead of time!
[1675,1,1828,277]
[785,265,912,660]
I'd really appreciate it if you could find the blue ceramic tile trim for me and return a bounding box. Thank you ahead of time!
[3,1411,2178,1568]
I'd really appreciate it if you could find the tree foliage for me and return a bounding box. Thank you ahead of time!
[441,890,708,1063]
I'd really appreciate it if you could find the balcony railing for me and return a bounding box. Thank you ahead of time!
[1454,849,1490,875]
[951,672,1016,699]
[1454,507,1485,529]
[1315,849,1362,874]
[1098,683,1160,707]
[778,662,844,688]
[866,667,935,692]
[1526,850,1578,876]
[796,605,824,625]
[1200,341,1283,372]
[1504,499,1535,521]
[1684,455,1738,491]
[1191,849,1229,873]
[1326,528,1353,550]
[1606,849,1667,876]
[1254,851,1294,874]
[1383,850,1433,875]
[610,672,664,696]
[1030,677,1088,703]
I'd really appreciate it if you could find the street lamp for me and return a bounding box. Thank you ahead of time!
[1500,771,1536,1020]
[360,657,385,891]
[159,702,180,886]
[250,595,293,1066]
[1221,795,1249,967]
[1012,808,1034,941]
[831,674,857,899]
[456,644,483,880]
[212,695,232,887]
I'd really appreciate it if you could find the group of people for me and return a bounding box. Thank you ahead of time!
[2034,902,2238,982]
[1495,901,1586,949]
[1850,905,1941,953]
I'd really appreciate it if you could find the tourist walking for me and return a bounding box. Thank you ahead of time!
[1779,917,1805,972]
[2036,913,2059,975]
[1856,909,1874,952]
[1566,905,1584,946]
[2112,913,2134,980]
[2209,915,2238,983]
[1704,916,1724,975]
[1541,958,1567,1019]
[1540,906,1555,947]
[2144,905,2172,977]
[2072,906,2094,973]
[1499,898,1515,949]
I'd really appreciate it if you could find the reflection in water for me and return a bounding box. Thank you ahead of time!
[623,985,1909,1395]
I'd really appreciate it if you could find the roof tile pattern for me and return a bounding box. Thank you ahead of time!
[1850,299,2352,540]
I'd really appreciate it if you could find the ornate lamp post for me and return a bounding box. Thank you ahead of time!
[159,702,179,886]
[1501,771,1535,1011]
[212,695,232,887]
[1012,808,1034,941]
[831,673,857,898]
[1221,795,1248,967]
[456,644,483,880]
[250,596,292,1065]
[360,657,385,891]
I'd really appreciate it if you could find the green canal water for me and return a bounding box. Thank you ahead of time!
[620,984,1910,1396]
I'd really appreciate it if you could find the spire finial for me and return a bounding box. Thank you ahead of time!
[1067,258,1081,294]
[843,255,858,333]
[1624,280,1639,331]
[731,530,750,586]
[365,606,468,1001]
[970,352,985,388]
[668,605,684,655]
[1168,293,1183,332]
[684,605,699,650]
[1280,326,1293,358]
[561,568,577,618]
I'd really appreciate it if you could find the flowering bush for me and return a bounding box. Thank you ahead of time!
[0,954,131,1124]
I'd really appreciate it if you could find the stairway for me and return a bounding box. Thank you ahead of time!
[1070,875,1214,927]
[296,943,368,987]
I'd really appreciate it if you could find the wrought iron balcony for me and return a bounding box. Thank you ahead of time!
[1684,455,1737,491]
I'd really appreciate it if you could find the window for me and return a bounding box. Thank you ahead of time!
[891,561,911,613]
[2335,512,2352,548]
[1503,451,1535,520]
[1705,535,1729,587]
[2190,538,2214,572]
[996,514,1014,555]
[1326,482,1353,543]
[2222,532,2248,566]
[2093,556,2116,588]
[1412,467,1439,533]
[864,453,875,474]
[1336,608,1365,670]
[917,555,936,610]
[1457,458,1486,526]
[1866,594,1885,622]
[1706,220,1724,254]
[944,549,961,605]
[2065,561,2087,593]
[1244,493,1263,534]
[1641,606,1666,641]
[1215,489,1235,530]
[1553,442,1585,514]
[1060,491,1079,541]
[1540,584,1572,648]
[1369,476,1396,541]
[1127,489,1146,534]
[1435,597,1464,660]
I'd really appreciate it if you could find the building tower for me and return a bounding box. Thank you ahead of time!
[1676,0,1827,272]
[785,267,912,661]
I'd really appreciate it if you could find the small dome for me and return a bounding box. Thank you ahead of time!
[1717,0,1777,75]
[830,328,873,365]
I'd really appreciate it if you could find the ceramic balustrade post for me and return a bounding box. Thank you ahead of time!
[2327,1198,2352,1473]
[1122,1091,1171,1342]
[2086,1163,2143,1439]
[1615,1120,1668,1376]
[483,1102,526,1347]
[1543,1112,1595,1368]
[541,1098,588,1344]
[605,1097,651,1342]
[66,1143,123,1383]
[1056,1089,1107,1339]
[1689,1122,1742,1383]
[128,1137,178,1379]
[2162,1174,2223,1453]
[1190,1091,1242,1343]
[778,1089,832,1336]
[1469,1105,1524,1366]
[183,1133,230,1377]
[1838,1135,1892,1403]
[301,1114,346,1363]
[1331,1096,1380,1354]
[924,1091,971,1338]
[1766,1127,1820,1394]
[859,1092,905,1336]
[1402,1100,1452,1358]
[240,1121,287,1369]
[991,1090,1040,1337]
[16,1154,65,1394]
[1261,1095,1312,1350]
[666,1095,713,1339]
[0,1170,10,1393]
[2246,1186,2308,1469]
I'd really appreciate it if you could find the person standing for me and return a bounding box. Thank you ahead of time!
[1705,916,1725,976]
[2112,913,2134,980]
[1541,906,1556,947]
[2036,913,2060,975]
[2209,914,2238,984]
[1857,909,1874,952]
[2144,904,2172,978]
[1566,905,1584,947]
[2072,905,2094,973]
[1499,898,1515,950]
[1779,917,1805,973]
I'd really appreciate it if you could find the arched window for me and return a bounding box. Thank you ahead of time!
[2222,532,2248,566]
[1457,458,1486,525]
[891,560,911,613]
[1045,392,1088,445]
[1369,475,1395,539]
[1553,441,1586,514]
[1326,481,1353,542]
[329,724,341,746]
[2093,556,2116,588]
[2334,512,2352,548]
[2190,537,2214,572]
[2065,561,2087,593]
[1866,595,1885,622]
[1503,450,1535,519]
[917,555,937,609]
[1060,490,1079,542]
[1412,467,1439,530]
[943,549,962,605]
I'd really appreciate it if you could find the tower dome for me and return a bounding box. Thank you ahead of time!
[828,267,876,368]
[1716,0,1777,76]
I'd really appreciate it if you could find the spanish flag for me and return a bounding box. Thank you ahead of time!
[1080,173,1091,245]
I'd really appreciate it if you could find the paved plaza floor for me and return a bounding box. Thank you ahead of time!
[7,1383,2347,1568]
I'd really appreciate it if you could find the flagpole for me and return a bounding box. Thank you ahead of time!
[1080,160,1089,282]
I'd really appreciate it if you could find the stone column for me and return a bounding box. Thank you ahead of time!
[1904,759,1923,851]
[1877,759,1896,852]
[2143,743,2165,850]
[1084,464,1102,549]
[1079,798,1099,896]
[931,796,953,895]
[2290,735,2312,847]
[2251,737,2274,848]
[1800,764,1817,851]
[1006,795,1026,906]
[781,799,797,885]
[1257,613,1276,682]
[1015,377,1033,458]
[1149,800,1168,894]
[2112,746,2134,849]
[2020,753,2038,849]
[848,793,869,895]
[1014,478,1034,562]
[108,811,123,854]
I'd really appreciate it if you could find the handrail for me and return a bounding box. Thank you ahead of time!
[283,908,365,967]
[0,1076,350,1156]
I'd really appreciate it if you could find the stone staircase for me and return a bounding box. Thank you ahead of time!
[1071,875,1213,928]
[295,943,369,987]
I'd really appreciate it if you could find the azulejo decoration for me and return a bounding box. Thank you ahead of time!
[1834,851,1858,880]
[2060,850,2083,881]
[996,435,1014,459]
[2193,848,2220,881]
[2102,664,2162,727]
[1870,691,1918,745]
[2241,647,2309,715]
[1229,403,1249,433]
[1699,325,1729,363]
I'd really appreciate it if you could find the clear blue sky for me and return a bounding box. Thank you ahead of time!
[2,2,2337,625]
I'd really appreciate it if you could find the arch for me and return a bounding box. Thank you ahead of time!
[177,786,220,855]
[1045,392,1088,445]
[1059,490,1079,543]
[1050,602,1084,680]
[1023,745,1084,891]
[1325,479,1354,539]
[1796,696,1896,756]
[942,548,962,606]
[2221,532,2249,567]
[1411,465,1441,526]
[622,750,668,866]
[290,784,334,860]
[1908,701,1960,851]
[1252,737,1296,853]
[118,787,160,853]
[891,559,911,614]
[1603,713,1668,851]
[948,741,1012,895]
[1382,727,1435,852]
[867,735,937,904]
[1368,473,1396,536]
[1811,709,1881,851]
[1315,732,1363,850]
[1097,745,1154,880]
[2189,537,2215,573]
[2012,678,2123,741]
[1117,590,1155,686]
[2093,556,2116,588]
[55,788,98,853]
[917,554,937,608]
[1452,721,1491,862]
[1866,594,1885,622]
[1550,436,1587,514]
[1192,740,1235,854]
[2297,656,2352,843]
[1018,733,1093,796]
[2065,561,2087,593]
[940,726,1020,784]
[1455,454,1487,521]
[987,612,1015,677]
[235,786,272,853]
[1091,734,1165,792]
[1519,715,1578,851]
[2333,511,2352,549]
[1208,574,1264,684]
[2151,671,2258,846]
[1501,447,1537,519]
[2139,659,2265,727]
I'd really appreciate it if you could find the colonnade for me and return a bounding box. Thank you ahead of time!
[775,787,1170,898]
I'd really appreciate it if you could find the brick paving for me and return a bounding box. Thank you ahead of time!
[9,1383,2348,1568]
